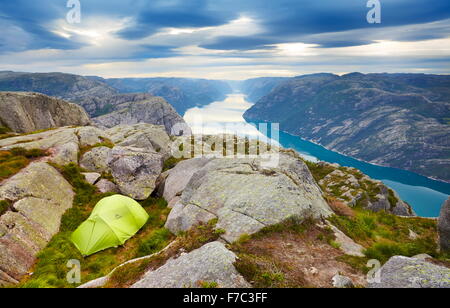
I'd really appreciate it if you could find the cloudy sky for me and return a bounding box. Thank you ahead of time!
[0,0,449,79]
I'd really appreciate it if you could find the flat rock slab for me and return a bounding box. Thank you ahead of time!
[163,158,212,202]
[368,256,450,288]
[166,153,332,242]
[106,124,172,158]
[131,241,250,288]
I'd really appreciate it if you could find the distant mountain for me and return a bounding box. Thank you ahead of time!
[239,77,290,102]
[96,77,232,115]
[0,71,118,116]
[244,73,450,182]
[0,71,233,116]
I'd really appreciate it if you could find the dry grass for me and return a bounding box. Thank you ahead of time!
[231,218,367,288]
[327,198,356,217]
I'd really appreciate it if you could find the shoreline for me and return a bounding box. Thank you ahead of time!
[244,115,450,186]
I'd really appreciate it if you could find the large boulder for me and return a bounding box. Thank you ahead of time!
[106,124,172,159]
[131,241,250,288]
[80,146,112,173]
[367,185,414,216]
[438,197,450,253]
[93,94,190,136]
[0,162,74,285]
[368,256,450,288]
[0,92,90,133]
[165,153,332,242]
[107,146,164,200]
[162,158,212,203]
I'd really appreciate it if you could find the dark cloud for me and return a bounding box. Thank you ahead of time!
[116,0,237,40]
[0,0,449,62]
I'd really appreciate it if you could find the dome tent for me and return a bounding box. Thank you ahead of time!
[71,195,149,256]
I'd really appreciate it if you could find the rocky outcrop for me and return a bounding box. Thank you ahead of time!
[317,162,415,216]
[165,153,332,242]
[106,124,172,159]
[438,198,450,253]
[82,173,101,185]
[368,256,450,288]
[80,147,112,173]
[244,73,450,182]
[0,92,90,133]
[95,179,119,194]
[131,242,250,288]
[94,94,190,136]
[0,163,74,285]
[0,126,111,167]
[107,146,164,200]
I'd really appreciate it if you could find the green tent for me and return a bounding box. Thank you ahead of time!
[71,195,149,256]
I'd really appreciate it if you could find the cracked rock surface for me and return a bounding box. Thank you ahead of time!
[165,153,332,242]
[131,241,250,288]
[0,162,74,285]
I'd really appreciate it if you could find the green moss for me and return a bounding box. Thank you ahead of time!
[213,228,226,236]
[364,239,437,264]
[387,189,399,209]
[0,126,11,134]
[336,255,370,274]
[329,208,440,265]
[78,138,115,159]
[0,148,48,181]
[305,161,335,182]
[21,127,57,136]
[137,228,172,258]
[105,258,152,288]
[0,200,10,216]
[162,156,186,172]
[199,281,219,288]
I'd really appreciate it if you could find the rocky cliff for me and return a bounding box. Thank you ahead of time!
[0,92,90,133]
[239,77,290,102]
[93,94,190,136]
[244,73,450,182]
[0,71,118,116]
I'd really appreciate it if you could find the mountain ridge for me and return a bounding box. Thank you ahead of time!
[244,72,450,182]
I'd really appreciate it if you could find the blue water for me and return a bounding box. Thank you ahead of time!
[273,129,450,217]
[185,93,450,218]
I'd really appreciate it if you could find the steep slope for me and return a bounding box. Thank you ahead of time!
[240,77,290,102]
[0,92,90,133]
[93,94,190,136]
[100,77,232,115]
[244,73,450,182]
[0,71,118,116]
